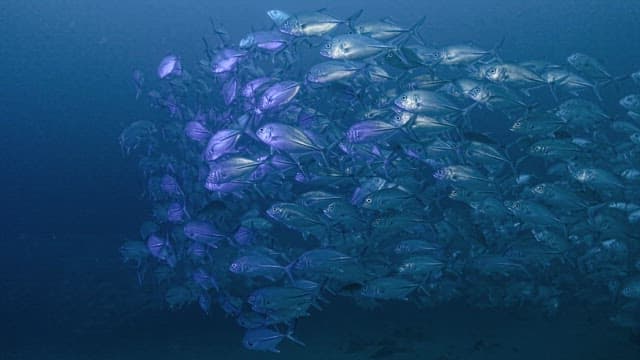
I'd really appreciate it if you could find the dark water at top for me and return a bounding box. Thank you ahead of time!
[2,1,640,358]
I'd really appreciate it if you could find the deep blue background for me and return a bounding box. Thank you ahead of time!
[1,0,640,357]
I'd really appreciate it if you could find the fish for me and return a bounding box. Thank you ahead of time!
[307,60,367,84]
[361,277,423,300]
[157,54,182,79]
[320,34,395,60]
[279,9,362,37]
[567,52,612,80]
[120,7,640,352]
[229,254,291,281]
[242,327,305,353]
[353,16,426,42]
[257,81,300,113]
[256,123,323,153]
[394,90,463,115]
[267,9,291,26]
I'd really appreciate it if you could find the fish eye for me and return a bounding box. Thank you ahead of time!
[401,95,407,101]
[365,198,372,204]
[324,43,331,49]
[488,67,496,74]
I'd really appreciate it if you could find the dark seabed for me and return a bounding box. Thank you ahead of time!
[2,0,640,359]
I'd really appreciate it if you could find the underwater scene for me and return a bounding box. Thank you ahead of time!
[3,0,640,359]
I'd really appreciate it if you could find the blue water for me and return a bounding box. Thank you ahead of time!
[2,1,640,358]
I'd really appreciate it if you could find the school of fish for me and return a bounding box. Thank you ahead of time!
[119,8,640,352]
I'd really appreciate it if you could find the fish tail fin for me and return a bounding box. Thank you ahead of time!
[409,16,427,45]
[591,83,604,102]
[283,262,296,284]
[460,102,478,125]
[597,74,628,95]
[346,9,364,29]
[587,202,607,219]
[285,322,306,346]
[417,274,431,295]
[548,83,560,103]
[490,35,506,62]
[514,154,530,171]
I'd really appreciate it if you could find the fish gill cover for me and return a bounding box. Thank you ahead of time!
[119,7,640,353]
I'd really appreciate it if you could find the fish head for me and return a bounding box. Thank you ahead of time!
[256,125,273,144]
[484,65,501,82]
[306,67,324,83]
[509,120,523,132]
[239,34,255,49]
[267,9,290,26]
[157,55,181,79]
[392,111,414,127]
[531,183,548,195]
[360,284,382,297]
[621,283,640,299]
[229,260,244,274]
[431,48,444,63]
[566,53,583,66]
[632,71,640,85]
[279,16,301,36]
[266,204,284,220]
[619,94,640,110]
[320,39,349,59]
[433,168,448,181]
[394,91,419,111]
[361,195,374,209]
[246,293,262,307]
[528,143,548,156]
[504,200,522,214]
[448,188,463,200]
[323,202,337,218]
[467,86,485,102]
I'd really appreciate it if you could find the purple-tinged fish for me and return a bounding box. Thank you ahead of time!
[233,226,255,246]
[257,81,300,113]
[256,123,323,153]
[186,242,209,262]
[242,77,273,98]
[211,48,247,73]
[229,254,290,281]
[146,234,176,267]
[218,293,242,317]
[222,77,238,105]
[132,69,144,99]
[242,327,305,353]
[192,268,219,291]
[198,294,211,315]
[160,174,183,198]
[157,54,182,79]
[240,31,290,52]
[204,180,248,194]
[207,156,265,185]
[183,220,226,248]
[184,121,211,142]
[346,120,400,143]
[203,129,241,162]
